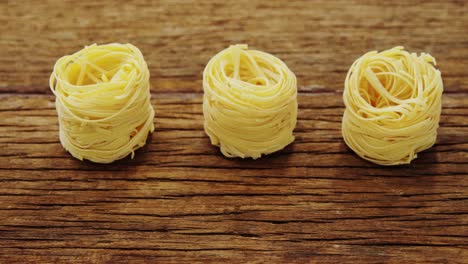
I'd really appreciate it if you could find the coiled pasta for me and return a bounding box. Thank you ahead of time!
[342,46,443,165]
[203,44,297,159]
[50,43,155,163]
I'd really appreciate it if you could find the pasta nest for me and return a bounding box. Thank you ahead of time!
[203,44,297,159]
[50,43,155,163]
[342,46,443,165]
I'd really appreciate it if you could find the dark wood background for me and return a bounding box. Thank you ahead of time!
[0,0,467,263]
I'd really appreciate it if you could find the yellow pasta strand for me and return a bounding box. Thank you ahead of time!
[50,43,155,163]
[342,46,443,165]
[203,44,297,159]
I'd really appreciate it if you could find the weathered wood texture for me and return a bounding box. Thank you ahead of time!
[0,0,467,263]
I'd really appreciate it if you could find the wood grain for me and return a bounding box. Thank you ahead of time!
[0,0,467,263]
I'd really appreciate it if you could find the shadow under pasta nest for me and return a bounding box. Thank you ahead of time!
[214,142,297,172]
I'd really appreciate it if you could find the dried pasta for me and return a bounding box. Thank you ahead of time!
[203,44,297,159]
[49,43,155,163]
[342,46,443,165]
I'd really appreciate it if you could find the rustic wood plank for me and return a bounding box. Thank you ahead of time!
[0,93,467,263]
[0,0,467,263]
[0,0,467,94]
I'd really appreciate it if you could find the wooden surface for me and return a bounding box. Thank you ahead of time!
[1,0,467,263]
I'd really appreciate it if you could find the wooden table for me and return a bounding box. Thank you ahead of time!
[1,0,467,263]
